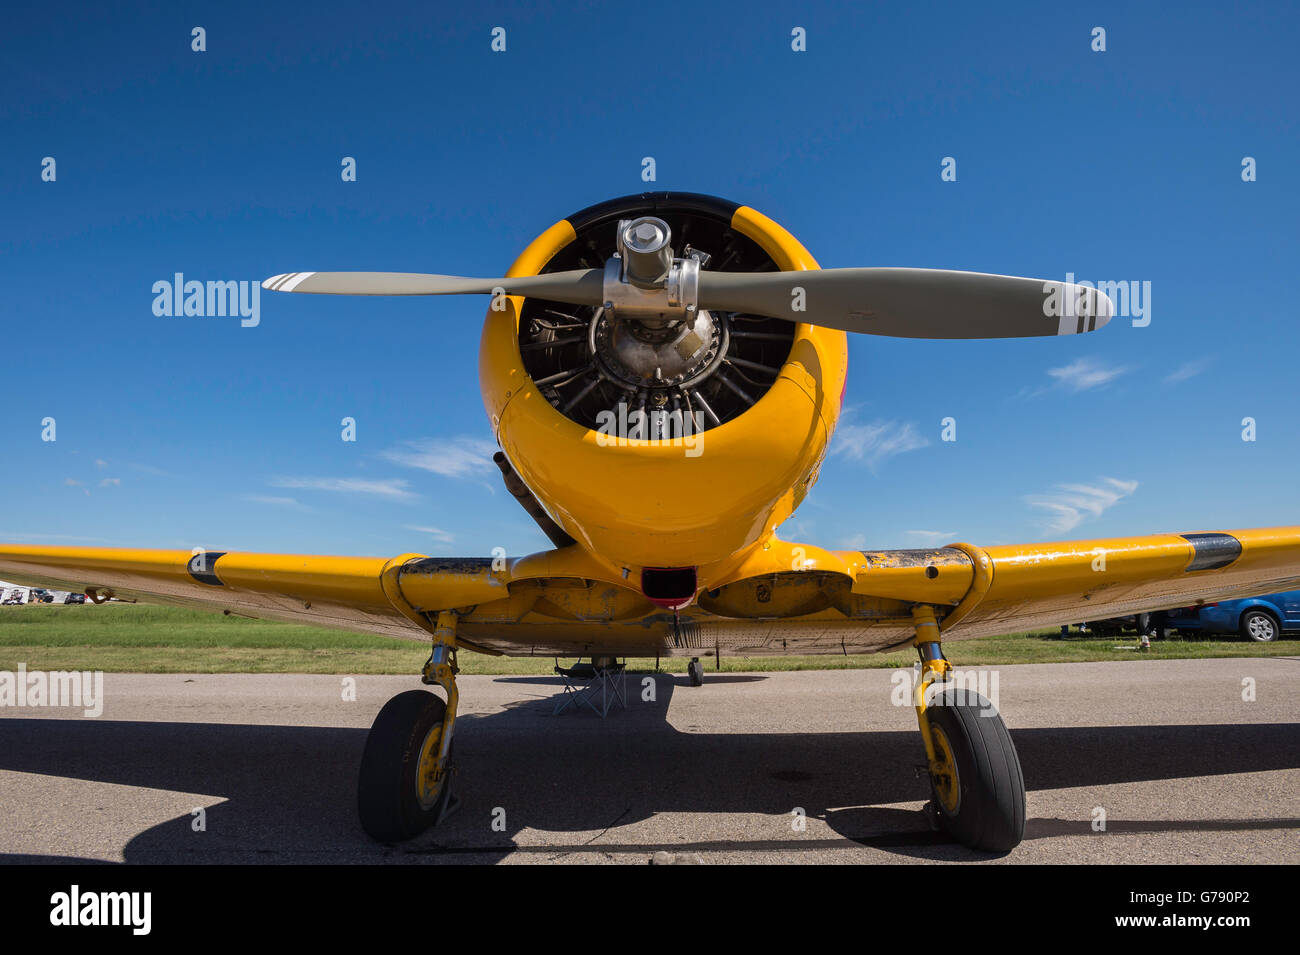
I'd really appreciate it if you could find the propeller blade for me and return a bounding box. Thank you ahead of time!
[697,268,1113,339]
[261,269,606,305]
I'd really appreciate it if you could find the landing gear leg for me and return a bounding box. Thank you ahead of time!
[357,610,461,841]
[687,657,704,687]
[911,605,1025,852]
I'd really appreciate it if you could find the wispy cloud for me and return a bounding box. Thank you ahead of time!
[243,494,314,512]
[269,476,418,502]
[840,533,868,550]
[94,458,108,470]
[98,477,120,488]
[1163,358,1211,385]
[129,462,178,478]
[406,524,455,545]
[905,530,955,545]
[62,478,90,497]
[831,419,929,472]
[1045,357,1131,393]
[0,531,112,544]
[1026,477,1139,534]
[381,437,497,479]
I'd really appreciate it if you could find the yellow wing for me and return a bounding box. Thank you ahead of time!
[0,545,505,649]
[932,526,1300,638]
[3,526,1298,659]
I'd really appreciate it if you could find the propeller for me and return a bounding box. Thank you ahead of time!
[697,267,1112,339]
[262,269,605,303]
[265,223,1112,340]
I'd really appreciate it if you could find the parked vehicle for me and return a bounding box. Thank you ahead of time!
[63,592,87,605]
[1193,590,1300,642]
[1,588,25,605]
[1084,612,1158,638]
[1158,605,1203,634]
[1084,608,1199,639]
[1088,592,1300,642]
[28,588,56,604]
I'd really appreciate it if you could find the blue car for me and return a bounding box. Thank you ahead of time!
[1181,590,1300,642]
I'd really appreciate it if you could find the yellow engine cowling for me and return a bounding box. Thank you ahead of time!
[478,194,848,587]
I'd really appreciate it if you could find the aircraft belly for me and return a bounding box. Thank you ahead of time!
[457,615,915,658]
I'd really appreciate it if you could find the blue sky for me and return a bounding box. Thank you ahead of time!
[2,1,1297,559]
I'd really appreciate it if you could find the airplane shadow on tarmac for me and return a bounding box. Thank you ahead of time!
[1,673,1298,863]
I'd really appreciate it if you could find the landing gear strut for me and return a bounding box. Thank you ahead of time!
[357,610,461,841]
[687,657,704,686]
[911,605,1025,851]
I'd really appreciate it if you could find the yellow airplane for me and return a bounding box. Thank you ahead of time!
[4,192,1299,852]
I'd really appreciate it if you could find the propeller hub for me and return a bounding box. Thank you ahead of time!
[617,216,673,288]
[604,217,705,328]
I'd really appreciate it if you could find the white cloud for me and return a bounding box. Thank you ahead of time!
[831,419,929,472]
[269,476,418,502]
[905,530,955,544]
[98,477,120,488]
[381,437,497,479]
[1163,358,1211,385]
[61,477,90,497]
[1026,477,1138,534]
[1045,357,1130,393]
[129,462,178,478]
[406,525,455,545]
[94,458,108,470]
[0,531,112,544]
[840,533,868,550]
[244,494,313,511]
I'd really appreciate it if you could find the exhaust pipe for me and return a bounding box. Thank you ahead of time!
[492,452,576,550]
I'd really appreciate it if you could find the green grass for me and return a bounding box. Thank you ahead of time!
[0,603,1294,674]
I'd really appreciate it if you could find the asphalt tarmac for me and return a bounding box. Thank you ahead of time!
[1,658,1296,864]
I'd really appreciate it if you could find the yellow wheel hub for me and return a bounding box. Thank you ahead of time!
[415,722,446,810]
[929,723,961,814]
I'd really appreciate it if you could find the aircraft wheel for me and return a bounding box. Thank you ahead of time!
[687,658,704,686]
[924,689,1026,852]
[1241,609,1279,643]
[357,690,453,842]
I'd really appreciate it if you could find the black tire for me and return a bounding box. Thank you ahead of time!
[357,690,451,842]
[1240,609,1280,643]
[687,659,703,686]
[925,689,1026,852]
